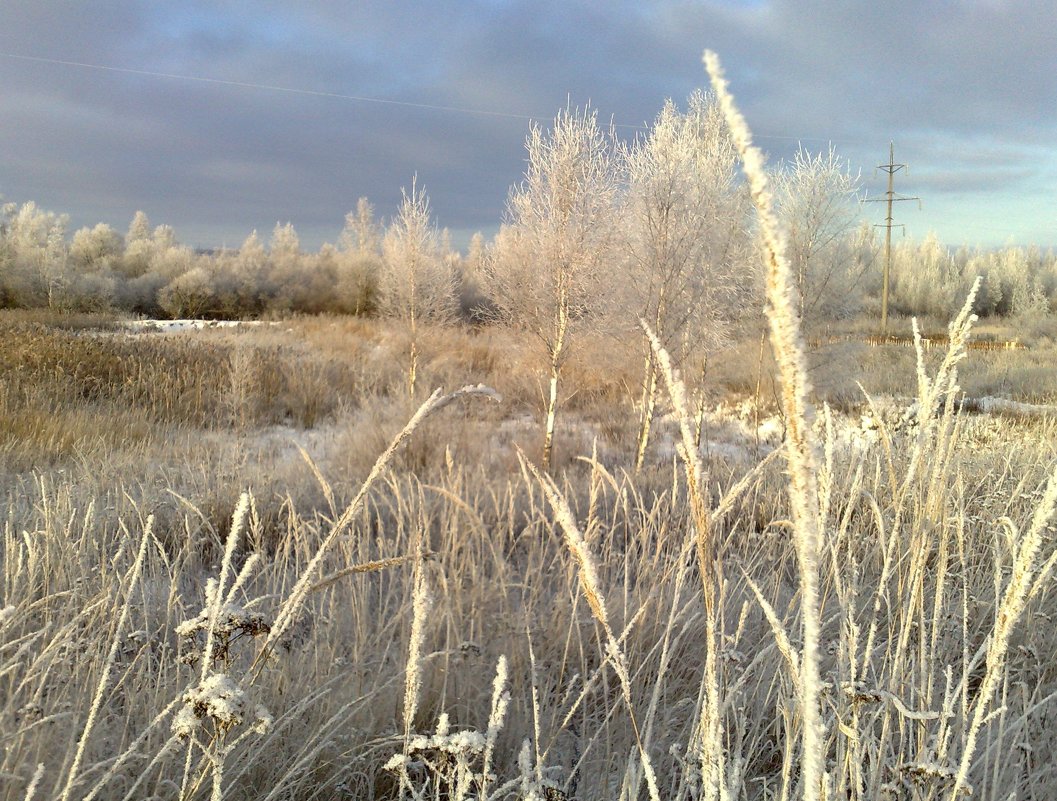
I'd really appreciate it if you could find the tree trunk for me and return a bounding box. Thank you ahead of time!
[634,349,659,473]
[694,356,709,449]
[408,338,418,399]
[408,294,418,398]
[542,289,569,472]
[542,357,559,472]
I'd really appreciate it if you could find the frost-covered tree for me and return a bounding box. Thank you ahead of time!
[152,224,177,252]
[121,211,154,278]
[620,91,754,469]
[465,231,486,280]
[485,106,618,470]
[119,220,196,315]
[158,264,215,318]
[889,232,956,318]
[457,231,492,320]
[68,224,123,310]
[340,197,381,256]
[268,222,316,313]
[995,246,1049,319]
[336,198,381,315]
[70,223,123,274]
[883,235,1056,321]
[277,245,341,315]
[380,179,456,396]
[210,231,268,316]
[39,212,71,309]
[774,146,868,324]
[0,201,70,307]
[127,210,151,242]
[302,244,344,314]
[113,211,194,313]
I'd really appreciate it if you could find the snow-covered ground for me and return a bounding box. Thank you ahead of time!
[652,391,1055,469]
[971,396,1057,418]
[123,319,275,334]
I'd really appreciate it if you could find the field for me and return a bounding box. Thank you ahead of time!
[2,48,1057,801]
[2,297,1056,801]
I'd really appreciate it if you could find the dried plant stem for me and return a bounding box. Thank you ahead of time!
[634,343,659,473]
[255,384,499,673]
[705,49,825,801]
[521,454,662,801]
[59,516,155,801]
[641,320,724,799]
[949,466,1057,799]
[481,655,510,801]
[23,763,45,801]
[402,543,431,748]
[307,554,419,595]
[201,494,249,682]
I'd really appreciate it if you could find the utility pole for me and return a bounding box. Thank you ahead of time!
[865,142,920,333]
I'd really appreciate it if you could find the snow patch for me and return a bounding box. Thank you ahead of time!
[123,319,274,334]
[971,396,1057,418]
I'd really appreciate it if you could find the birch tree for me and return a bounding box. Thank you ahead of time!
[336,197,381,315]
[486,106,617,470]
[621,91,753,470]
[380,178,457,397]
[121,210,154,278]
[774,146,867,323]
[341,197,381,255]
[0,201,70,307]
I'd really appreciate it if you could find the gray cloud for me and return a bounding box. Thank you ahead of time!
[1,0,1054,248]
[908,166,1035,195]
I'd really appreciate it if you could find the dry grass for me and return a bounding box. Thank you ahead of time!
[1,295,1056,801]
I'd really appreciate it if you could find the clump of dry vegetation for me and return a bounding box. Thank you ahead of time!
[3,54,1057,801]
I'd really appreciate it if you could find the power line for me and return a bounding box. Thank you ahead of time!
[0,50,856,144]
[0,51,547,122]
[1,52,654,131]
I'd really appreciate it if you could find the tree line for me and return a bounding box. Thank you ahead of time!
[0,91,865,326]
[4,91,1053,330]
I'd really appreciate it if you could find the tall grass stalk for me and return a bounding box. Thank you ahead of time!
[402,542,432,749]
[521,454,662,801]
[22,763,44,801]
[58,515,155,801]
[481,655,510,801]
[705,50,826,801]
[641,320,724,800]
[949,466,1057,799]
[200,494,249,684]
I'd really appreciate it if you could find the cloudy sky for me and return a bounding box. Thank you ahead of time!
[1,1,1053,250]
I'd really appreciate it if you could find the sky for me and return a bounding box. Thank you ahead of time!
[0,0,1054,251]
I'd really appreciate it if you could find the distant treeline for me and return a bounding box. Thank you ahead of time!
[2,97,1055,327]
[884,233,1057,321]
[0,200,391,319]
